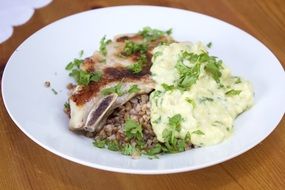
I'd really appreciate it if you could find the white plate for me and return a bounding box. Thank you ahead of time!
[2,6,285,174]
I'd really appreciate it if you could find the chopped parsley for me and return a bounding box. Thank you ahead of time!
[128,85,140,93]
[79,50,84,57]
[69,70,102,85]
[124,119,143,140]
[127,54,147,73]
[64,102,70,109]
[99,35,111,56]
[192,130,205,135]
[200,97,214,103]
[162,114,183,146]
[138,27,172,41]
[123,40,147,56]
[226,89,242,96]
[185,98,196,108]
[65,58,83,70]
[153,51,162,61]
[207,42,212,48]
[93,139,106,148]
[51,88,58,95]
[161,83,175,91]
[66,54,102,85]
[101,83,124,96]
[204,61,222,83]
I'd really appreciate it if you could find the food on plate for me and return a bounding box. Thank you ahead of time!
[64,27,254,158]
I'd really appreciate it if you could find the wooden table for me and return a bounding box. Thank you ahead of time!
[0,0,284,189]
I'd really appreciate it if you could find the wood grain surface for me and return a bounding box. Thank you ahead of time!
[0,0,284,189]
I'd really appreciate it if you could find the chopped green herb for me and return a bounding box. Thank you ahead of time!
[93,139,106,148]
[161,83,175,91]
[153,51,162,61]
[168,114,183,131]
[192,130,205,135]
[79,50,84,57]
[207,42,212,48]
[121,144,137,155]
[127,54,147,73]
[51,88,58,95]
[128,85,140,93]
[226,89,242,96]
[128,62,143,73]
[123,40,147,56]
[204,61,222,83]
[69,70,102,85]
[138,27,172,41]
[200,97,214,102]
[99,36,112,56]
[234,77,242,84]
[64,102,70,109]
[146,144,162,156]
[152,116,161,124]
[65,58,83,70]
[106,140,120,151]
[124,119,143,140]
[101,83,124,96]
[185,98,196,108]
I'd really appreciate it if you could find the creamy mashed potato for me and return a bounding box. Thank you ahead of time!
[150,43,253,146]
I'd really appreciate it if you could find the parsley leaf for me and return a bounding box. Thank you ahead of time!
[152,51,162,61]
[207,42,212,48]
[124,119,143,140]
[99,35,111,56]
[123,40,147,56]
[185,98,196,108]
[128,85,140,93]
[93,139,106,148]
[101,83,124,96]
[106,140,120,151]
[226,89,242,96]
[161,83,175,91]
[204,61,222,83]
[146,144,162,156]
[192,130,205,135]
[127,54,147,73]
[69,70,102,85]
[79,50,84,57]
[138,27,172,41]
[121,144,137,155]
[65,58,83,70]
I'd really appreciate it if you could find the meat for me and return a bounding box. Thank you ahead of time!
[68,32,173,132]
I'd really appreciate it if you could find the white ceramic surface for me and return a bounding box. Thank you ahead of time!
[0,0,52,43]
[2,6,285,174]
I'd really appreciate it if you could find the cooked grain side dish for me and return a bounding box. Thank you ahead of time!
[64,27,254,158]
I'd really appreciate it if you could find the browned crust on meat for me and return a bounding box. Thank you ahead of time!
[71,71,152,105]
[71,34,174,106]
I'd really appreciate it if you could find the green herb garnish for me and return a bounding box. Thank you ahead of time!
[153,51,162,61]
[185,98,196,108]
[127,54,147,73]
[128,85,140,93]
[161,83,175,91]
[138,27,172,41]
[207,42,212,48]
[124,118,143,140]
[93,139,106,148]
[101,83,124,96]
[226,89,242,96]
[192,130,205,135]
[69,70,102,85]
[123,40,147,56]
[99,35,111,56]
[51,88,58,95]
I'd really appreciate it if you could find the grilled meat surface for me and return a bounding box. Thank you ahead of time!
[68,33,174,132]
